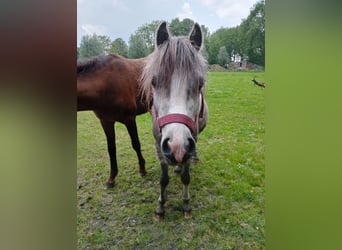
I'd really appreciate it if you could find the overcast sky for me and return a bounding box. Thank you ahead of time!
[77,0,259,46]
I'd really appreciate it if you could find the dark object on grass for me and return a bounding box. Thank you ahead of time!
[251,77,265,88]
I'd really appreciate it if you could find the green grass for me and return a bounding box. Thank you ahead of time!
[77,71,265,249]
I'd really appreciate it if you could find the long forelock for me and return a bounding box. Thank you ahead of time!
[140,36,207,103]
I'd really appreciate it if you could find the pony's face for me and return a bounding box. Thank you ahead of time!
[149,22,206,164]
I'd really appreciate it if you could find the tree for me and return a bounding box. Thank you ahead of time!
[225,27,241,62]
[205,1,265,66]
[239,0,265,66]
[97,35,112,54]
[169,18,194,36]
[110,38,128,57]
[217,46,229,67]
[78,34,104,59]
[200,24,211,59]
[207,28,226,64]
[126,20,161,55]
[128,33,149,58]
[206,26,240,64]
[134,21,161,53]
[201,46,209,61]
[169,18,210,42]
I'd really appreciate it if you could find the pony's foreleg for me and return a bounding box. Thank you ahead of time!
[100,120,118,188]
[191,151,200,164]
[181,163,192,218]
[125,119,146,176]
[155,161,169,220]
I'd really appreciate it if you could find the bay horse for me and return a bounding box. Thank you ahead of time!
[77,54,150,188]
[141,22,208,219]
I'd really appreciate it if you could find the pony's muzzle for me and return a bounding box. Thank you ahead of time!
[161,135,196,164]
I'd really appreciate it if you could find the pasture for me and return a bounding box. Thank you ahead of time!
[77,71,265,249]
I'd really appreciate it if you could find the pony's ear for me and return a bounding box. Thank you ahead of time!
[156,21,169,47]
[189,23,202,51]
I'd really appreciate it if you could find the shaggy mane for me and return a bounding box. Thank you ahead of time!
[77,54,123,76]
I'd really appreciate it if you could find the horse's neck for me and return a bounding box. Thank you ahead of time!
[77,78,100,111]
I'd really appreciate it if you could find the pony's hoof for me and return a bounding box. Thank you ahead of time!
[183,211,192,219]
[105,181,115,189]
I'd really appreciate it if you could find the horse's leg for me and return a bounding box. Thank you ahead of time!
[155,161,169,220]
[100,120,118,188]
[181,163,192,218]
[125,119,146,176]
[191,151,200,164]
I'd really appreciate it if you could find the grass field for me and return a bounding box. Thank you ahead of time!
[77,71,265,249]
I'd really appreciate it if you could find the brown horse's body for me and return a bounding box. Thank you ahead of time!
[77,54,150,187]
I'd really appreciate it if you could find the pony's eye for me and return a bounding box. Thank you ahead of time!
[198,79,204,90]
[151,77,157,87]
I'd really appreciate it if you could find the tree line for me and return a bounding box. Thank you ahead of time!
[78,0,264,67]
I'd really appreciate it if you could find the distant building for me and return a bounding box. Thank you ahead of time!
[227,59,264,71]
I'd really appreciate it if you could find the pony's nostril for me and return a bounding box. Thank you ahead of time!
[182,138,196,163]
[161,138,177,163]
[186,138,196,154]
[161,136,195,164]
[161,138,171,154]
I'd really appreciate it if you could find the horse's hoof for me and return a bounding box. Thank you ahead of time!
[139,170,147,177]
[105,181,115,189]
[183,211,192,219]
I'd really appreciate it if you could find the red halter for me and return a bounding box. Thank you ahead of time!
[153,91,204,136]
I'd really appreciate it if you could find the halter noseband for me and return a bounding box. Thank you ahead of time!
[153,91,204,136]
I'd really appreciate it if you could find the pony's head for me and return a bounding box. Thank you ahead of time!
[142,22,207,165]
